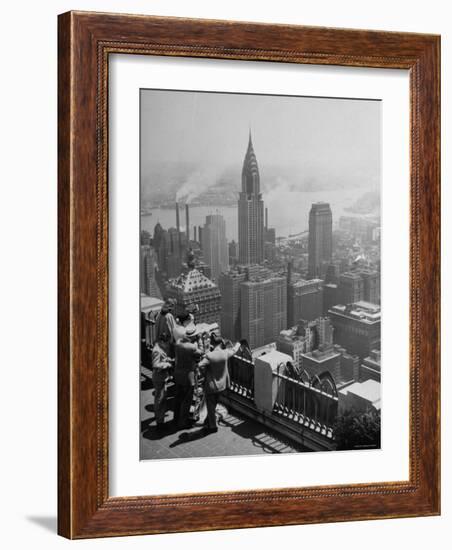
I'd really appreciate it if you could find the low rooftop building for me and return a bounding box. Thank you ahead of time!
[338,379,381,413]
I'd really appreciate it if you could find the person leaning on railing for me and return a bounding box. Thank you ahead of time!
[151,331,174,431]
[198,335,240,433]
[173,325,203,429]
[154,298,177,354]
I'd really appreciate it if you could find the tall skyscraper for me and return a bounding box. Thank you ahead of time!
[201,214,229,281]
[228,240,238,265]
[218,268,246,341]
[287,278,324,326]
[240,274,287,350]
[357,268,380,304]
[238,131,265,265]
[308,202,333,278]
[316,316,334,347]
[338,272,364,304]
[140,245,162,299]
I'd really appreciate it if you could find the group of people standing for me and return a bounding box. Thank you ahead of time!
[150,301,240,434]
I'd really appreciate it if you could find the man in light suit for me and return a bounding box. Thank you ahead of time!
[173,325,203,429]
[154,299,177,351]
[151,331,173,430]
[198,335,240,433]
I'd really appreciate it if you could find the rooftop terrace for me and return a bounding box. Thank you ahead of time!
[140,367,304,460]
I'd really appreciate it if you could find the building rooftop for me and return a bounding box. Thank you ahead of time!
[324,283,338,289]
[251,342,277,358]
[301,345,341,363]
[363,349,381,367]
[278,326,307,344]
[168,268,218,294]
[141,294,164,314]
[254,348,292,367]
[311,202,331,211]
[340,379,381,408]
[279,327,298,339]
[241,274,286,286]
[290,278,323,288]
[340,271,364,281]
[329,302,381,323]
[354,300,380,311]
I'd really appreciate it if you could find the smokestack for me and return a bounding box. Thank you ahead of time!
[265,207,268,231]
[175,202,181,256]
[185,204,190,242]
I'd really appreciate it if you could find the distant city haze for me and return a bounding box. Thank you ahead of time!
[141,89,381,212]
[141,190,365,242]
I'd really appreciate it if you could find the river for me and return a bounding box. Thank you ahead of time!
[141,188,376,242]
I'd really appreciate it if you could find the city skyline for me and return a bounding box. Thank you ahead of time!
[140,89,382,459]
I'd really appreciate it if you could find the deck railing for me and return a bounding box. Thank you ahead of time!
[228,354,254,399]
[225,354,338,442]
[273,370,338,437]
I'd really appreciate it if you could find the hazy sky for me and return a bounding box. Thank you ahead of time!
[140,89,381,194]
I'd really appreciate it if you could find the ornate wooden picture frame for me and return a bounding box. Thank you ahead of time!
[58,11,440,539]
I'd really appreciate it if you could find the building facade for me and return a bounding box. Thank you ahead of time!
[201,213,229,281]
[240,274,287,350]
[338,271,365,305]
[323,282,339,313]
[165,267,222,326]
[218,268,246,341]
[316,316,334,347]
[228,240,238,265]
[360,349,381,382]
[300,346,342,379]
[287,278,324,325]
[358,268,380,304]
[140,244,161,298]
[329,301,381,359]
[277,322,316,370]
[308,202,332,278]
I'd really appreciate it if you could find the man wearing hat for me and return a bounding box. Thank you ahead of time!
[151,331,174,430]
[172,311,192,344]
[173,324,203,429]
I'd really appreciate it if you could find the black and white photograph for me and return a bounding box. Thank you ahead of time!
[139,89,382,460]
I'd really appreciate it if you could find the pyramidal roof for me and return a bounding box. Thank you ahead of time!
[170,268,218,294]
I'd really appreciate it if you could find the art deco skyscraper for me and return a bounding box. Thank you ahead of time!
[238,131,265,265]
[308,202,333,278]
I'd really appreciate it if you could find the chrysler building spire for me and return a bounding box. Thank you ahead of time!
[242,129,260,197]
[238,130,265,265]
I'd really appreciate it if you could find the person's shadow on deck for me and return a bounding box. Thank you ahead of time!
[141,420,180,441]
[169,427,211,448]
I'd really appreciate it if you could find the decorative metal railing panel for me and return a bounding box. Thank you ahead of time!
[273,371,338,437]
[226,353,338,440]
[228,354,254,399]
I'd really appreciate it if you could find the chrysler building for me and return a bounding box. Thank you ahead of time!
[238,131,265,265]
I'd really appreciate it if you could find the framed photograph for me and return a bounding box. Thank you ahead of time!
[58,11,440,538]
